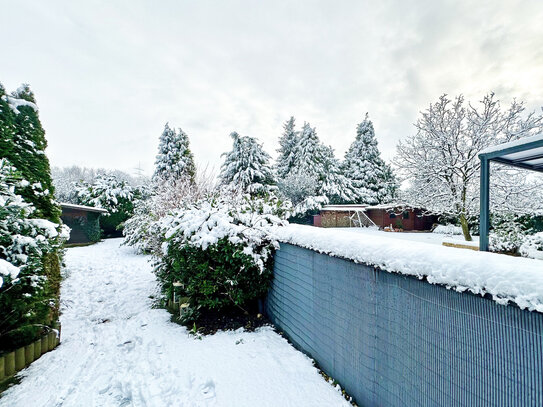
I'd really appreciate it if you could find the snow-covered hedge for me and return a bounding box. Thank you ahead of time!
[276,224,543,313]
[154,192,289,312]
[0,159,69,349]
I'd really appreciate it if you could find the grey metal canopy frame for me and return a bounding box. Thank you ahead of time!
[479,134,543,251]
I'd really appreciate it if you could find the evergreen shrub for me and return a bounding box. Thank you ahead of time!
[155,193,289,312]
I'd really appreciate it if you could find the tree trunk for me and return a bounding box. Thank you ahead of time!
[460,213,472,241]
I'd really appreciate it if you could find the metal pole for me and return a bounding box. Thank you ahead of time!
[479,158,490,251]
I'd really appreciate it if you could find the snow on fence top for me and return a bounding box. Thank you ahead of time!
[274,224,543,313]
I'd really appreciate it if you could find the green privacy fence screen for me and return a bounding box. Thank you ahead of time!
[266,243,543,407]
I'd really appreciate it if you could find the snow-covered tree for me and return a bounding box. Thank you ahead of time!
[0,159,68,349]
[153,123,196,183]
[0,83,60,223]
[394,93,543,241]
[124,167,218,254]
[52,165,149,204]
[75,174,147,235]
[276,117,299,179]
[279,122,355,214]
[220,132,277,196]
[342,114,398,204]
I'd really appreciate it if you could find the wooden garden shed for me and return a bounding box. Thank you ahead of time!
[60,203,108,244]
[317,204,437,231]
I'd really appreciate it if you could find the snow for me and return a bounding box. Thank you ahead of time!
[0,259,20,288]
[0,239,349,407]
[275,225,543,312]
[29,218,60,238]
[433,224,463,235]
[59,202,109,213]
[479,133,543,156]
[3,95,39,114]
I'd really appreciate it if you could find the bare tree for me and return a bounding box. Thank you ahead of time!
[394,93,543,241]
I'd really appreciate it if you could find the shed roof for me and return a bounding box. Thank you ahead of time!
[60,203,108,214]
[320,203,415,212]
[478,134,543,173]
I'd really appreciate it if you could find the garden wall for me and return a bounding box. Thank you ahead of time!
[266,243,543,407]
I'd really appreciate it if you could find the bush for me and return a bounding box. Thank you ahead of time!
[489,214,530,254]
[0,159,68,352]
[163,238,273,310]
[155,193,288,312]
[520,232,543,260]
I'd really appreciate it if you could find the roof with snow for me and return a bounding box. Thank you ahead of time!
[320,203,414,212]
[479,133,543,173]
[60,203,108,214]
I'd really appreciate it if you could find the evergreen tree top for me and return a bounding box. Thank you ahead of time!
[220,131,276,196]
[12,84,36,103]
[276,116,299,178]
[0,83,59,222]
[342,114,397,204]
[153,123,196,183]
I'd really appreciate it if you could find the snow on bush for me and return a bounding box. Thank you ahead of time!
[123,170,217,254]
[520,232,543,260]
[489,215,530,254]
[433,224,463,235]
[0,159,69,347]
[154,192,289,311]
[276,224,543,312]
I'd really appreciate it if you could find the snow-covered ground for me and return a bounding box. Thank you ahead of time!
[334,227,476,247]
[0,239,349,407]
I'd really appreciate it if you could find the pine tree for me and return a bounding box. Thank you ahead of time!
[220,132,276,196]
[153,123,196,183]
[276,117,299,179]
[0,84,60,222]
[0,84,15,162]
[342,114,396,204]
[280,122,356,213]
[320,145,357,204]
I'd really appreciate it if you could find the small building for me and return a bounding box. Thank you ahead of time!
[317,204,437,231]
[60,203,108,244]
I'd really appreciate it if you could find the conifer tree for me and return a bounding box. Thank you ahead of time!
[220,132,276,196]
[0,84,15,162]
[153,123,196,183]
[0,83,59,222]
[342,114,396,204]
[276,117,298,179]
[280,122,356,213]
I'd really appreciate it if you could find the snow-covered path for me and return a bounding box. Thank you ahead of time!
[0,239,349,407]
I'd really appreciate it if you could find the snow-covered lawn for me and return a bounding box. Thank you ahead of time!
[333,227,476,247]
[0,239,349,407]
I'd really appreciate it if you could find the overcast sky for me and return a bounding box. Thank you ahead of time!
[2,0,543,176]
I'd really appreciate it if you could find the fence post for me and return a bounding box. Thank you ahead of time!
[24,343,34,366]
[41,336,48,355]
[48,332,55,351]
[14,348,25,371]
[34,339,42,360]
[0,355,5,381]
[4,352,14,377]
